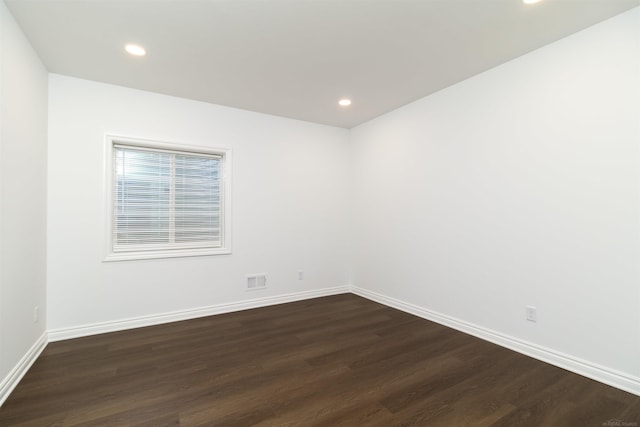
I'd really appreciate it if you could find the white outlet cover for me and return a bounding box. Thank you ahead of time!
[526,306,537,322]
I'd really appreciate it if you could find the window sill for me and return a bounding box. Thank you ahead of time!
[104,247,231,262]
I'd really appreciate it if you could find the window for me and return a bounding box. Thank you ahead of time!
[105,136,231,260]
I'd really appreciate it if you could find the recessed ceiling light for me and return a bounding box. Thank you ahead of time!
[522,0,542,4]
[338,98,352,107]
[125,44,146,56]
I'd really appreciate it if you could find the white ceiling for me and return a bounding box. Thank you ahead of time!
[6,0,639,128]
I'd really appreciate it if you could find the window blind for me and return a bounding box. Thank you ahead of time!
[113,145,222,252]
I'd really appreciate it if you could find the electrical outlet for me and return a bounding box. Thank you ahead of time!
[34,306,38,323]
[297,270,303,280]
[526,306,537,322]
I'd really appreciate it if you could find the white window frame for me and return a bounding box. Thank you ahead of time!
[104,135,232,261]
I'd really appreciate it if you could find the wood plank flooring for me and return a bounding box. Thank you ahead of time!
[1,294,638,426]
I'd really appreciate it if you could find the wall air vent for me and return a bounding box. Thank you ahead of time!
[246,274,267,290]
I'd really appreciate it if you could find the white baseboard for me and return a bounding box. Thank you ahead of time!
[7,284,637,412]
[351,286,640,397]
[48,285,350,342]
[0,332,48,407]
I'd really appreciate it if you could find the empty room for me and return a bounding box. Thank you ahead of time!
[1,0,639,425]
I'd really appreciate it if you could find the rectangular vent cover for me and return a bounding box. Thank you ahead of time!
[247,274,267,290]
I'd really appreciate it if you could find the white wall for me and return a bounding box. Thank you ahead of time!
[47,75,350,333]
[351,8,640,387]
[0,0,48,399]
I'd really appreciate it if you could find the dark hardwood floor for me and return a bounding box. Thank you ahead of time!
[1,294,638,426]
